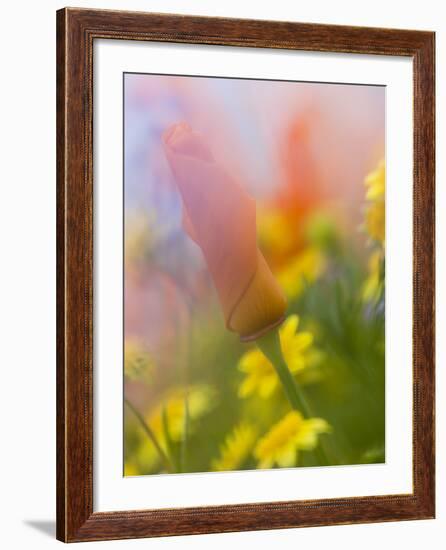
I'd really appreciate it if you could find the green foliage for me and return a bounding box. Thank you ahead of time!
[124,229,385,474]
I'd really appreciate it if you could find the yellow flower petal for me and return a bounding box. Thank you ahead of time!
[286,355,305,374]
[147,385,215,442]
[276,445,297,468]
[363,159,385,245]
[295,418,331,450]
[239,349,265,373]
[212,423,257,472]
[362,249,384,303]
[254,411,330,468]
[238,376,258,398]
[280,314,299,340]
[259,375,278,398]
[292,331,314,351]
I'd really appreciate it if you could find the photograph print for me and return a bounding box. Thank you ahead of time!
[123,73,385,476]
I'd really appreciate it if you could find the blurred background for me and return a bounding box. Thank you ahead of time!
[123,73,385,476]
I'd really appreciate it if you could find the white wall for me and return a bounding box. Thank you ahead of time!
[1,0,443,548]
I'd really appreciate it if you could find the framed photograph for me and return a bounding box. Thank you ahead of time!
[56,7,435,542]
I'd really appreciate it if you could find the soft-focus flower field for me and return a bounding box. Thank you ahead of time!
[124,74,385,475]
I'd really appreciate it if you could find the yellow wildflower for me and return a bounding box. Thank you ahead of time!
[238,315,321,399]
[365,202,385,245]
[124,435,161,476]
[362,159,385,302]
[365,160,385,201]
[362,249,384,303]
[124,462,139,476]
[277,246,325,299]
[254,411,331,469]
[147,385,215,442]
[364,160,385,245]
[124,340,154,382]
[257,207,296,258]
[211,423,257,472]
[257,208,327,300]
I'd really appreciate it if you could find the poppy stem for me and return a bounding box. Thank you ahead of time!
[256,328,332,466]
[257,329,311,415]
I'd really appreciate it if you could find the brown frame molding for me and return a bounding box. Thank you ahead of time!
[56,7,435,542]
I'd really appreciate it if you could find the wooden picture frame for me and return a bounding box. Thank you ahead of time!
[56,7,435,542]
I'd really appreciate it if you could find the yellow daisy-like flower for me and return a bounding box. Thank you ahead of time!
[364,160,385,245]
[238,315,320,399]
[254,411,331,469]
[147,385,215,442]
[124,340,155,382]
[211,423,257,472]
[277,246,325,299]
[124,432,162,476]
[362,249,384,303]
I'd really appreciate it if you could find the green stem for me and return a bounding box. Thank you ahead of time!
[124,398,174,473]
[257,329,332,466]
[257,330,312,416]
